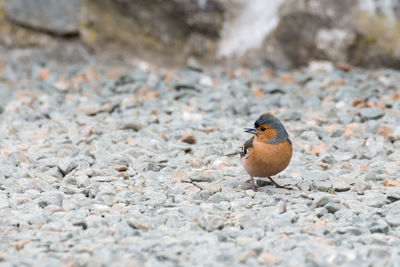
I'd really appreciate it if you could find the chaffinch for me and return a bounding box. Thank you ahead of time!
[241,113,292,191]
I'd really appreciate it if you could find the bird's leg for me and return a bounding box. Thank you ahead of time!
[250,177,257,192]
[268,177,292,190]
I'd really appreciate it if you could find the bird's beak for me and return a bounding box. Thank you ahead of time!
[244,126,258,135]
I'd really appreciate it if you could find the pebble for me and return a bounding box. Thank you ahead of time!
[36,191,64,207]
[369,220,390,234]
[325,203,344,213]
[385,215,400,227]
[75,175,90,188]
[208,192,224,203]
[386,188,400,202]
[313,194,333,208]
[205,215,225,231]
[57,158,78,175]
[353,181,372,195]
[333,182,350,192]
[312,181,333,192]
[358,107,385,120]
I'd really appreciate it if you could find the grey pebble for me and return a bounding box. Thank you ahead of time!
[312,181,333,192]
[313,194,333,208]
[359,107,385,120]
[325,203,345,213]
[57,158,78,175]
[365,195,390,208]
[334,182,350,192]
[386,188,400,202]
[296,180,311,191]
[208,192,224,203]
[385,215,400,227]
[206,215,225,231]
[332,152,355,162]
[190,173,215,182]
[75,175,90,188]
[36,191,64,207]
[353,181,372,195]
[369,220,390,234]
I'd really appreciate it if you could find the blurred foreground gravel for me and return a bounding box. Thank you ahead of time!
[0,51,400,266]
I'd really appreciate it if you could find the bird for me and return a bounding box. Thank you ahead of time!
[241,113,292,191]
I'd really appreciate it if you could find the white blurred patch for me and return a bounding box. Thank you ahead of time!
[182,111,203,122]
[358,0,397,15]
[217,0,284,57]
[316,28,355,62]
[308,61,334,73]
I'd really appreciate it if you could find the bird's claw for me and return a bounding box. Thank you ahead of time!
[274,183,293,190]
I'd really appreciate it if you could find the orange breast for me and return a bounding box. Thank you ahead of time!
[242,139,292,178]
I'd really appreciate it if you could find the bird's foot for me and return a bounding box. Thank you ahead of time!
[268,177,293,190]
[251,177,257,192]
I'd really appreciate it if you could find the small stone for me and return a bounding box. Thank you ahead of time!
[245,190,256,198]
[337,226,362,235]
[358,107,384,120]
[257,252,278,264]
[385,215,400,227]
[190,173,214,182]
[296,180,311,191]
[320,155,336,165]
[238,250,257,263]
[58,158,77,175]
[314,220,326,226]
[112,164,128,172]
[315,207,327,217]
[384,179,400,187]
[332,152,355,161]
[313,195,333,207]
[333,182,350,192]
[172,169,191,183]
[385,162,400,176]
[121,120,142,131]
[277,201,287,214]
[180,131,197,144]
[182,112,203,122]
[92,204,110,213]
[127,218,151,231]
[205,215,225,231]
[146,162,161,172]
[377,124,393,138]
[353,181,371,195]
[325,203,344,213]
[193,182,221,194]
[79,103,110,116]
[370,220,390,234]
[312,181,333,192]
[199,190,211,200]
[365,195,389,208]
[256,179,271,187]
[386,188,400,202]
[37,191,64,207]
[212,160,229,169]
[186,185,201,194]
[208,192,224,203]
[192,157,203,168]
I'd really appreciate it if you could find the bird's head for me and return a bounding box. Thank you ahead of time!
[244,113,288,144]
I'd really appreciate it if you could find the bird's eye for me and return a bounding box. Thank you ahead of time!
[260,127,266,132]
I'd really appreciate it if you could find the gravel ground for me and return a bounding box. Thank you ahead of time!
[0,50,400,266]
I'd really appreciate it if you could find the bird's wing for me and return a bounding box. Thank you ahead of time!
[240,136,254,158]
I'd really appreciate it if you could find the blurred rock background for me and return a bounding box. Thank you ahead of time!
[1,0,400,68]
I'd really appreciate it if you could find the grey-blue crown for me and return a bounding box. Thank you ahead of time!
[254,113,289,144]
